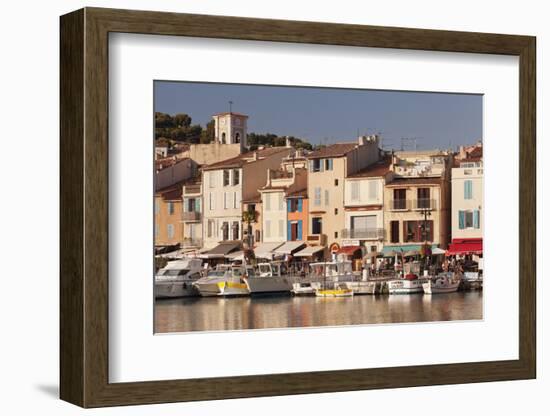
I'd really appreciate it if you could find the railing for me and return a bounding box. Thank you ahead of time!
[182,211,201,221]
[341,228,385,240]
[307,234,327,245]
[390,199,411,210]
[182,237,202,247]
[412,198,436,210]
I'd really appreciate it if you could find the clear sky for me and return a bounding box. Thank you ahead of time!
[154,81,482,151]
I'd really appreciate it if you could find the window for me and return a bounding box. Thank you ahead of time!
[255,230,261,244]
[265,220,271,238]
[334,179,339,186]
[207,220,213,238]
[417,188,431,209]
[265,193,271,211]
[334,231,338,239]
[351,182,360,201]
[324,190,329,206]
[404,220,433,242]
[314,187,321,206]
[393,189,407,210]
[233,192,238,209]
[312,217,322,234]
[232,169,240,186]
[464,180,473,199]
[232,221,239,240]
[209,193,214,210]
[223,170,230,186]
[167,224,175,239]
[235,132,240,143]
[221,132,226,144]
[458,210,480,229]
[368,181,378,200]
[222,222,229,240]
[167,202,175,215]
[325,159,333,171]
[278,220,284,237]
[208,172,216,188]
[334,208,338,215]
[223,192,228,209]
[390,220,399,243]
[310,159,322,172]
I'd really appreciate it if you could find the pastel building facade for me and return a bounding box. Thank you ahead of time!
[382,151,452,254]
[202,147,293,249]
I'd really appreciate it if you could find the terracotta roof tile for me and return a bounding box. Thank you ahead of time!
[348,157,391,178]
[307,142,357,159]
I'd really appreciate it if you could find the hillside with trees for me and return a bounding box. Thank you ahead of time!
[155,112,313,150]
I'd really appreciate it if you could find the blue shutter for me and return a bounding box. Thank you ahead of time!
[287,200,292,213]
[287,222,292,241]
[195,198,200,212]
[297,198,303,212]
[474,210,480,229]
[297,220,303,240]
[458,211,465,229]
[464,180,472,199]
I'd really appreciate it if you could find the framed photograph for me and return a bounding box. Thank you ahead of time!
[60,7,536,408]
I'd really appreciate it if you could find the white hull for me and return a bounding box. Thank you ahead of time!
[246,276,293,294]
[388,279,424,294]
[344,281,381,295]
[155,280,199,298]
[292,281,321,295]
[423,279,460,294]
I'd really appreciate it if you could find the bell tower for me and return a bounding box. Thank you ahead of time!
[212,104,248,153]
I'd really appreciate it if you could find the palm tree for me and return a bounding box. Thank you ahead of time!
[242,210,258,248]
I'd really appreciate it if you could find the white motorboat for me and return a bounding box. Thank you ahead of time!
[343,281,383,295]
[388,275,424,294]
[423,273,461,294]
[292,281,321,295]
[193,265,252,297]
[245,261,293,294]
[154,258,203,298]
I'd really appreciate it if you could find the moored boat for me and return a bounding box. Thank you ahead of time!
[245,261,293,295]
[423,273,460,294]
[193,265,252,297]
[315,283,354,298]
[155,258,203,298]
[388,273,424,294]
[292,281,321,295]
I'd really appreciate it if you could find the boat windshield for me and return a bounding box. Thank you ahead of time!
[258,264,271,274]
[159,269,189,277]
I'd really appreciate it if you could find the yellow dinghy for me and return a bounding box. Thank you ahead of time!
[315,286,353,298]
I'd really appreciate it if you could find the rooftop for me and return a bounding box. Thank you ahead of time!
[155,181,185,200]
[212,111,249,118]
[202,147,289,170]
[386,177,442,187]
[348,157,392,179]
[307,142,358,159]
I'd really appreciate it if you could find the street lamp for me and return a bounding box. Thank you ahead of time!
[419,207,432,272]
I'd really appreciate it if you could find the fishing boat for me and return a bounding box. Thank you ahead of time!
[388,273,424,294]
[245,261,293,295]
[423,273,461,294]
[310,261,354,297]
[193,265,252,297]
[292,281,321,295]
[344,280,383,295]
[154,258,203,298]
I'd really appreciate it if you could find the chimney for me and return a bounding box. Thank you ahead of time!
[358,135,367,146]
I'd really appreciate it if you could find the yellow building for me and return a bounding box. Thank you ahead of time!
[382,151,452,255]
[154,182,184,248]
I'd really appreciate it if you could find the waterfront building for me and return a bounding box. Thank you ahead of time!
[449,143,483,255]
[181,175,203,252]
[201,147,293,251]
[382,150,452,255]
[306,135,381,259]
[343,157,393,267]
[154,181,184,248]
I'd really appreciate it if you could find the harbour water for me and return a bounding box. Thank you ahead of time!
[155,291,483,333]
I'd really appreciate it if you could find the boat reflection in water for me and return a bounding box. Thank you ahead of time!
[155,291,482,333]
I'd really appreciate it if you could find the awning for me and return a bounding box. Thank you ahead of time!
[294,245,325,257]
[254,242,284,259]
[273,241,306,255]
[382,244,438,256]
[336,246,362,256]
[199,241,241,259]
[225,250,245,261]
[447,238,483,255]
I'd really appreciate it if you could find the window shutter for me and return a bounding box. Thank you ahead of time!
[458,210,465,229]
[297,220,303,240]
[309,160,314,172]
[319,159,324,172]
[287,200,292,213]
[474,210,480,229]
[297,198,302,212]
[195,198,200,212]
[328,158,333,170]
[287,222,292,241]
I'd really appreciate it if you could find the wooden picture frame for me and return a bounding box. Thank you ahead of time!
[60,7,536,408]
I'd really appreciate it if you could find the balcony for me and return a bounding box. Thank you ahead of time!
[307,234,327,246]
[182,237,202,248]
[183,184,201,195]
[341,228,385,240]
[182,211,201,222]
[389,199,411,211]
[412,198,437,210]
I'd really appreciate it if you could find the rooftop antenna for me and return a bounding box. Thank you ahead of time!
[400,137,423,151]
[228,100,233,114]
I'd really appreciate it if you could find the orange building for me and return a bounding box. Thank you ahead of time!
[286,189,308,242]
[154,182,183,247]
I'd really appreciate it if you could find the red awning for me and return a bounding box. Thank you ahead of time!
[446,238,483,255]
[337,246,362,256]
